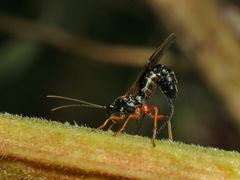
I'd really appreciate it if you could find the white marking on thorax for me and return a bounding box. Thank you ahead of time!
[142,72,159,96]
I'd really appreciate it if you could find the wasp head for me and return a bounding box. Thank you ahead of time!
[106,97,125,116]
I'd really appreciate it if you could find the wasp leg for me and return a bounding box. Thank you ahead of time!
[96,116,122,130]
[148,106,158,147]
[146,106,167,147]
[148,112,173,141]
[107,120,116,131]
[167,121,173,141]
[96,117,111,130]
[148,114,167,121]
[114,114,140,136]
[132,114,145,135]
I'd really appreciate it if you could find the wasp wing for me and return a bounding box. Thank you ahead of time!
[124,33,176,97]
[125,34,176,135]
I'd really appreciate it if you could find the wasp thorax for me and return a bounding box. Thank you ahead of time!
[107,96,143,116]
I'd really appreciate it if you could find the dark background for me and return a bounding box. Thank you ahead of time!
[0,0,239,151]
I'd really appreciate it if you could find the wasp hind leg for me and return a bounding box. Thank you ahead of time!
[148,113,173,141]
[167,121,173,141]
[147,106,173,147]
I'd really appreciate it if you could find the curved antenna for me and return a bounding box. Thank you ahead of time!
[50,103,106,111]
[47,95,106,111]
[156,98,174,137]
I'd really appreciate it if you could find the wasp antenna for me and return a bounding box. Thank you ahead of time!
[47,95,105,108]
[50,103,106,112]
[47,95,87,103]
[156,98,174,137]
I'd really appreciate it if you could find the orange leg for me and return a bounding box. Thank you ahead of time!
[114,114,140,136]
[146,106,158,147]
[97,115,122,130]
[96,117,111,130]
[148,114,167,121]
[107,121,116,131]
[132,115,143,134]
[167,121,173,141]
[147,109,173,142]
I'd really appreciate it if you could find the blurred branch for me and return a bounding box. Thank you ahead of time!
[222,5,240,38]
[0,11,179,68]
[149,0,240,128]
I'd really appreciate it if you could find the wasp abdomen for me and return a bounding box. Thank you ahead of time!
[140,64,178,100]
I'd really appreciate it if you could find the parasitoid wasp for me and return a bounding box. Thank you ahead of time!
[47,33,178,147]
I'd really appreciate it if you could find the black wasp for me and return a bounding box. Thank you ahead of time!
[48,33,178,147]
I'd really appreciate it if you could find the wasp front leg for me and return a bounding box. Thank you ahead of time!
[96,115,123,131]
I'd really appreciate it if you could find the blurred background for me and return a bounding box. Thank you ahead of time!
[0,0,239,151]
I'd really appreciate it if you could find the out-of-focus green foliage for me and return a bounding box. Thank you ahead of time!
[0,40,41,80]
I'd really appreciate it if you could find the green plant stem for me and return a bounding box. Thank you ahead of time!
[0,113,239,179]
